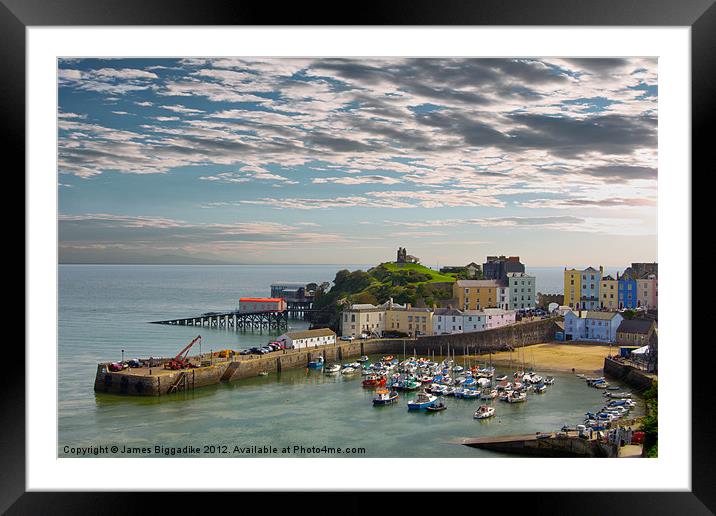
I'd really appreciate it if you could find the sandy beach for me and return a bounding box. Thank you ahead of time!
[471,342,612,374]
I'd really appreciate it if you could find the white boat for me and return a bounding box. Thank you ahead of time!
[474,404,495,419]
[324,364,341,374]
[341,367,356,374]
[357,356,369,362]
[507,392,527,403]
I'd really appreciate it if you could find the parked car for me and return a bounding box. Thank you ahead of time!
[359,333,369,340]
[239,349,250,355]
[341,336,355,341]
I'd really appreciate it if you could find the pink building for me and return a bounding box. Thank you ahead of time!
[238,298,287,313]
[636,275,658,309]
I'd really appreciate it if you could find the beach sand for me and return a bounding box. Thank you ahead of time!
[471,342,612,374]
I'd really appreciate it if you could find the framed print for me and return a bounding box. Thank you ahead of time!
[7,0,710,512]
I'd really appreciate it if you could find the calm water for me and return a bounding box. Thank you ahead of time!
[58,264,634,458]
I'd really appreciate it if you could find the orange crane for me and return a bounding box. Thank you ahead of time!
[165,335,202,370]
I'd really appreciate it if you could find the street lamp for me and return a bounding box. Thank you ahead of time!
[121,349,124,362]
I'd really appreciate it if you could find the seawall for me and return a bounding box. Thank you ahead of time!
[603,357,656,391]
[94,318,558,396]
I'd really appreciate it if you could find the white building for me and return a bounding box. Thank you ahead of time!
[563,310,623,343]
[433,308,464,335]
[276,328,336,349]
[464,308,517,332]
[340,303,385,337]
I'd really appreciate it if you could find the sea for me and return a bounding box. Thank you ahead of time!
[58,264,630,458]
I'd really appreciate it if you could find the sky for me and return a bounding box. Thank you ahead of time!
[58,57,657,267]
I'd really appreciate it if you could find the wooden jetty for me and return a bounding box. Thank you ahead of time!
[150,310,288,331]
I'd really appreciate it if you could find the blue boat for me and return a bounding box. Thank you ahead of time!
[407,391,437,411]
[307,356,324,369]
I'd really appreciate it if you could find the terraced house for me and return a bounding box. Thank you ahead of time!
[600,275,619,310]
[563,266,603,310]
[341,298,433,338]
[506,272,536,310]
[453,279,505,311]
[563,310,624,343]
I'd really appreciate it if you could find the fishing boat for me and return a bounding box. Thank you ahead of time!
[362,375,387,387]
[407,391,437,410]
[429,384,447,395]
[341,367,356,374]
[474,404,495,419]
[495,375,508,382]
[382,355,394,362]
[425,401,447,413]
[258,371,269,377]
[372,389,400,406]
[507,392,527,403]
[482,389,498,399]
[357,356,369,362]
[461,388,481,399]
[544,376,555,385]
[534,383,547,394]
[307,356,324,369]
[324,363,341,374]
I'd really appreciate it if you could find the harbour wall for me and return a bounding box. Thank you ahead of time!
[94,318,558,396]
[462,433,618,458]
[603,357,656,391]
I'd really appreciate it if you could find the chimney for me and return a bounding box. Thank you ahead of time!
[599,265,604,275]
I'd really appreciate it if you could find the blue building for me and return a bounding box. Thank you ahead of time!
[618,271,638,309]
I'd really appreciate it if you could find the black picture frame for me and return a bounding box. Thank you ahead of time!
[5,0,708,512]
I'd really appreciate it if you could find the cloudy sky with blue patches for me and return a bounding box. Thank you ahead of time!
[58,57,657,266]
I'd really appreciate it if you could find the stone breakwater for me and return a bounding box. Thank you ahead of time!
[94,318,559,397]
[603,357,656,391]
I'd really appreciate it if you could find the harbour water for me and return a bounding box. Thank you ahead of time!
[58,264,634,458]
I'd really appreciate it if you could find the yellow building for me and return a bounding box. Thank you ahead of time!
[384,304,433,336]
[600,275,619,310]
[563,269,582,309]
[453,280,504,311]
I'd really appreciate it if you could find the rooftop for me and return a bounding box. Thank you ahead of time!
[284,328,336,340]
[585,311,621,320]
[617,319,656,334]
[455,279,506,288]
[239,297,284,303]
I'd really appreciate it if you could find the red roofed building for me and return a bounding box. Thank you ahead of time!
[238,297,287,313]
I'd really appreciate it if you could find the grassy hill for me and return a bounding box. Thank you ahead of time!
[311,262,458,330]
[375,262,458,283]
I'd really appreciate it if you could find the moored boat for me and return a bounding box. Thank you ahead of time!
[362,375,387,387]
[407,391,437,410]
[474,404,495,419]
[425,401,447,412]
[373,389,399,406]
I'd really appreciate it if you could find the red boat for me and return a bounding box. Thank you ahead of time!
[362,375,387,387]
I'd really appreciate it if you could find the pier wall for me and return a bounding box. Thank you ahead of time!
[603,357,656,391]
[94,319,558,396]
[464,434,618,458]
[418,318,558,352]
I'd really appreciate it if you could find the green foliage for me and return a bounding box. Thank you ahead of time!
[313,262,459,329]
[622,309,637,320]
[641,381,658,457]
